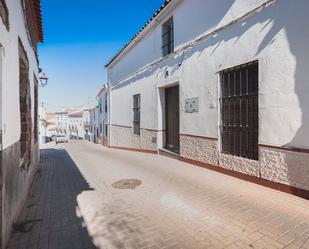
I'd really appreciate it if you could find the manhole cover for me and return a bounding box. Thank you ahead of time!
[111,179,142,189]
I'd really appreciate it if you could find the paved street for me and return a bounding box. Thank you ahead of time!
[7,141,309,249]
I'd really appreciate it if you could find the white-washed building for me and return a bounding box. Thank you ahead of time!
[96,85,109,146]
[82,109,91,140]
[55,111,69,137]
[0,0,43,247]
[68,110,84,139]
[105,0,309,198]
[89,107,99,143]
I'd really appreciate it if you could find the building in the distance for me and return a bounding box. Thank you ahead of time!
[105,0,309,198]
[0,0,43,247]
[55,111,69,137]
[96,85,109,146]
[89,107,99,143]
[83,109,91,140]
[68,110,84,139]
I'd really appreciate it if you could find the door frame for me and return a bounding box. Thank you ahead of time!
[157,82,180,153]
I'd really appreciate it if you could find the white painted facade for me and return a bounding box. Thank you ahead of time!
[82,109,91,140]
[68,115,84,139]
[0,0,43,247]
[89,107,99,143]
[96,85,109,145]
[55,112,69,137]
[0,0,41,150]
[106,0,309,192]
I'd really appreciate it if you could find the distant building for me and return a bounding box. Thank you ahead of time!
[83,109,91,140]
[55,112,69,137]
[89,107,99,143]
[96,85,109,146]
[105,0,309,198]
[0,0,44,247]
[68,110,84,139]
[55,108,86,140]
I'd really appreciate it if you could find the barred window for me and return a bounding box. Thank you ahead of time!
[220,61,259,160]
[162,17,174,57]
[133,94,140,135]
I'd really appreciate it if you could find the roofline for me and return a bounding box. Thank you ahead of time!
[96,84,108,98]
[105,0,173,68]
[34,0,44,43]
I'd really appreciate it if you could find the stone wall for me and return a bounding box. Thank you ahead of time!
[0,140,39,248]
[111,125,157,152]
[260,146,309,191]
[180,134,309,192]
[180,135,218,165]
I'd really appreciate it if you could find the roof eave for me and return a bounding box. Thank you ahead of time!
[105,0,173,69]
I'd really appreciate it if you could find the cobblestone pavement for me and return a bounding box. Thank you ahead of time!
[7,141,309,249]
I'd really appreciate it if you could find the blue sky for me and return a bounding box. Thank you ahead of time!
[39,0,164,111]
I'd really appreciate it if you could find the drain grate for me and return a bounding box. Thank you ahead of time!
[112,179,142,189]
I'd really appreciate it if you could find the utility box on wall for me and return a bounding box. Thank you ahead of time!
[185,97,199,113]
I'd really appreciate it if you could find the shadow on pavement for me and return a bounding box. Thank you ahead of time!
[6,148,99,249]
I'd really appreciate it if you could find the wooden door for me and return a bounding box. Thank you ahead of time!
[165,85,180,153]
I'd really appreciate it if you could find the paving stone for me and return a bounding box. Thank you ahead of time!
[6,141,309,249]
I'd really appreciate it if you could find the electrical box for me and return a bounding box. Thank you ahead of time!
[185,97,199,113]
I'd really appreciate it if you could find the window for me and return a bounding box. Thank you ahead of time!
[105,124,108,137]
[0,0,9,31]
[105,93,108,113]
[220,61,259,160]
[133,94,140,135]
[162,17,174,57]
[99,98,102,113]
[100,123,102,133]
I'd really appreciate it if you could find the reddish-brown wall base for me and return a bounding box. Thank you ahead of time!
[180,157,309,200]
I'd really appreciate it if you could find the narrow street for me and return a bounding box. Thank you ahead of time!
[7,141,309,249]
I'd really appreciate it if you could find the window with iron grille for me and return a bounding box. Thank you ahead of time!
[220,61,259,160]
[162,17,174,57]
[133,94,140,135]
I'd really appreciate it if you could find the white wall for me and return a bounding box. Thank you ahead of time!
[108,0,268,84]
[108,0,309,149]
[0,0,40,150]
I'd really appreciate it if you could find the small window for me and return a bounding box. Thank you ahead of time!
[105,124,108,137]
[0,0,9,31]
[99,98,102,113]
[133,94,140,135]
[220,61,259,160]
[162,17,174,57]
[100,123,103,133]
[105,93,108,113]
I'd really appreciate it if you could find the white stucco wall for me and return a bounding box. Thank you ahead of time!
[108,0,309,151]
[0,0,40,150]
[97,90,109,135]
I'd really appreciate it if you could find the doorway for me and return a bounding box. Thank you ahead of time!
[165,85,179,154]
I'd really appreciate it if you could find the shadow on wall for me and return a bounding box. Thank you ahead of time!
[114,0,309,192]
[6,148,99,249]
[185,0,309,192]
[189,0,309,192]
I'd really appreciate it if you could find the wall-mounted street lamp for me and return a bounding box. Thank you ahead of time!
[39,72,49,87]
